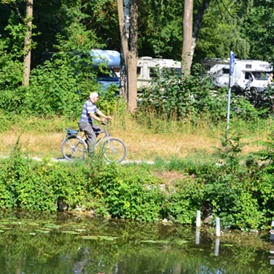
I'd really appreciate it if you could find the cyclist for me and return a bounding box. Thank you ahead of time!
[78,92,112,153]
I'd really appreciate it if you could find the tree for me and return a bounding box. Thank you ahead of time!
[194,0,251,61]
[241,0,274,61]
[127,0,138,112]
[23,0,33,86]
[117,0,138,112]
[0,0,34,86]
[117,0,128,99]
[182,0,193,76]
[138,0,183,59]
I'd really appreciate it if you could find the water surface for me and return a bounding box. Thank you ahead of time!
[0,211,273,274]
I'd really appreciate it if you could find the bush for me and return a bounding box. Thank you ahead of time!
[137,67,272,124]
[1,130,274,231]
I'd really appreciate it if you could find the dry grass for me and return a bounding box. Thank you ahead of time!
[0,114,272,161]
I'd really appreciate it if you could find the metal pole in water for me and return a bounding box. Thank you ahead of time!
[226,51,235,145]
[216,217,221,237]
[196,210,201,228]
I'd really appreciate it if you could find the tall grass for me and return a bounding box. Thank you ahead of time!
[0,109,272,161]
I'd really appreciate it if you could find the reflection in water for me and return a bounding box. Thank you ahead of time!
[0,212,273,274]
[269,222,274,267]
[195,228,200,245]
[72,247,90,274]
[214,238,220,257]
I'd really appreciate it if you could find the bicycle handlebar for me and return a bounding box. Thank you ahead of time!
[100,118,111,126]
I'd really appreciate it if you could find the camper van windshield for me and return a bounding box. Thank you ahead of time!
[162,68,181,77]
[252,71,268,80]
[96,69,117,79]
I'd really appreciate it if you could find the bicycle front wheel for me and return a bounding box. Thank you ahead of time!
[62,136,87,160]
[102,138,127,163]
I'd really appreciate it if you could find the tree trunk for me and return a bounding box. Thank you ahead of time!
[127,0,138,112]
[182,0,193,77]
[23,0,33,87]
[192,0,211,58]
[117,0,129,99]
[127,52,137,112]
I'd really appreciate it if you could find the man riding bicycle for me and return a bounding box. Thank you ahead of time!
[78,92,112,153]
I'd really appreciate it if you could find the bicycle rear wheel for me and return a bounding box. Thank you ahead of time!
[62,136,87,160]
[101,138,127,163]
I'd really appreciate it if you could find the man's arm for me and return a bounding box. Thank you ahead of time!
[89,111,111,123]
[96,110,112,120]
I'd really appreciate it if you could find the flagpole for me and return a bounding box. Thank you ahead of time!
[226,51,235,143]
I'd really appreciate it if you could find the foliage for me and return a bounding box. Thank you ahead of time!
[0,35,24,91]
[25,59,84,117]
[138,0,183,59]
[0,51,122,118]
[162,179,204,224]
[195,0,251,60]
[54,0,104,53]
[0,128,274,231]
[136,67,268,123]
[0,147,164,221]
[241,0,274,61]
[96,86,126,115]
[0,0,274,122]
[1,0,274,68]
[196,131,274,230]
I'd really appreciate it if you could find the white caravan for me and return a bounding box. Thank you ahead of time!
[137,56,181,90]
[203,58,273,92]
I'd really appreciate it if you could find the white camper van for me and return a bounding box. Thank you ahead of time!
[203,58,273,92]
[137,56,181,90]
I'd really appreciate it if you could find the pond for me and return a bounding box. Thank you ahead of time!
[0,211,273,274]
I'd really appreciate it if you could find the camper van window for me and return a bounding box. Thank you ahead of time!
[150,68,159,79]
[96,69,116,79]
[113,67,120,73]
[162,68,180,77]
[137,67,141,77]
[245,64,252,69]
[245,72,252,80]
[252,72,268,80]
[223,68,229,74]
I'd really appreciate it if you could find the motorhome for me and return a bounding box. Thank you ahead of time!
[41,49,121,90]
[203,58,273,92]
[89,49,120,90]
[137,56,181,90]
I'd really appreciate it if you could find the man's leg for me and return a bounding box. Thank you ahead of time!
[92,124,102,137]
[78,122,96,153]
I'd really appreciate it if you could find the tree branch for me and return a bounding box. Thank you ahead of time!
[13,1,24,22]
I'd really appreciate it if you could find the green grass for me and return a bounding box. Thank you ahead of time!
[0,111,272,161]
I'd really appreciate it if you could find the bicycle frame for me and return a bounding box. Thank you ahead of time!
[78,122,111,148]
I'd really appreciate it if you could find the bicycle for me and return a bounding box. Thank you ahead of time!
[61,121,127,163]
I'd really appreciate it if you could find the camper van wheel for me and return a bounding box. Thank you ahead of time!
[244,87,258,98]
[232,86,243,95]
[250,87,258,94]
[244,87,260,107]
